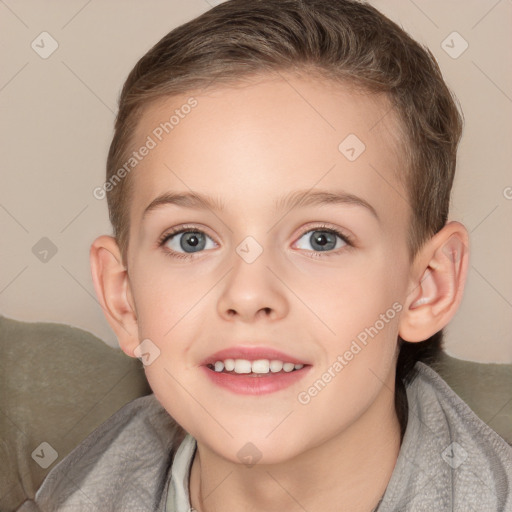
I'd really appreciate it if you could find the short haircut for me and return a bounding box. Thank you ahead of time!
[105,0,464,440]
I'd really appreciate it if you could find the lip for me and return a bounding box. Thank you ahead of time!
[200,345,310,366]
[201,364,312,395]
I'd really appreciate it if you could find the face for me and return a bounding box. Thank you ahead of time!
[123,72,413,464]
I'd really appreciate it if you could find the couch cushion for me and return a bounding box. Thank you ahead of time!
[432,350,512,445]
[0,315,151,512]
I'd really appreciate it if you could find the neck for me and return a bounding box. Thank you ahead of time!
[189,374,402,512]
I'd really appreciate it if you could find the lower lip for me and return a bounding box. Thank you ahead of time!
[201,365,312,395]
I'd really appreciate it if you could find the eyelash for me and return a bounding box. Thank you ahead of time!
[157,223,355,261]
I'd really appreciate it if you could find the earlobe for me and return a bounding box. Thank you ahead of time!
[399,222,469,342]
[89,235,139,357]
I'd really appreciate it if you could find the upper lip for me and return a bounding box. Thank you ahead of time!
[201,345,311,366]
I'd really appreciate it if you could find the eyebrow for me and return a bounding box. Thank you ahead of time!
[142,189,379,222]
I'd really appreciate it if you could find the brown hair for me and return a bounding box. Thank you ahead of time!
[105,0,464,440]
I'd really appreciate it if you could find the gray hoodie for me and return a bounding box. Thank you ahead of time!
[16,362,512,511]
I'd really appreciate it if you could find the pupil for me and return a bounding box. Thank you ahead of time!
[316,234,326,245]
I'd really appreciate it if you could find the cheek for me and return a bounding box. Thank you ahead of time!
[308,259,404,366]
[128,257,203,334]
[296,253,399,319]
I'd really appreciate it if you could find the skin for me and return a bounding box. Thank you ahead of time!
[90,72,469,512]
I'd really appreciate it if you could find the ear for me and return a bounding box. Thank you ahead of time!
[399,221,469,342]
[89,235,139,357]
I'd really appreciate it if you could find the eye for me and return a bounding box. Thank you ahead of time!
[158,223,354,261]
[293,224,353,257]
[158,225,217,260]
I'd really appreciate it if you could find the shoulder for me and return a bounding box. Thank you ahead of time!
[17,394,186,512]
[379,362,512,511]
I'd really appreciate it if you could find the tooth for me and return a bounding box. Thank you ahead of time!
[270,360,283,372]
[283,362,295,372]
[251,359,270,373]
[211,358,303,374]
[234,359,252,374]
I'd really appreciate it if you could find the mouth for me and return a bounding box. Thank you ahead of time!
[200,348,313,395]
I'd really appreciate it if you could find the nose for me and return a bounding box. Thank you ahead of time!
[216,247,289,323]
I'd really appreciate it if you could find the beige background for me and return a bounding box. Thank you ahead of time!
[0,0,511,363]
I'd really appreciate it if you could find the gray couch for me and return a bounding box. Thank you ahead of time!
[0,315,151,512]
[0,314,510,511]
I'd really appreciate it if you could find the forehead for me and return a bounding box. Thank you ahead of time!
[128,72,409,231]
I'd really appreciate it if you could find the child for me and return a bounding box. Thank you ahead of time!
[18,0,512,510]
